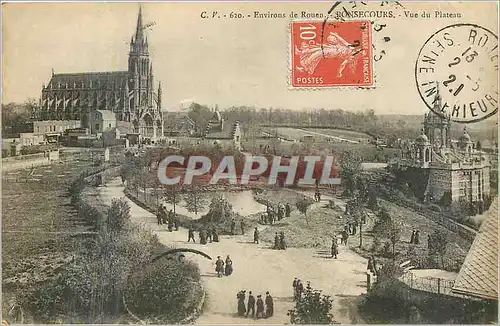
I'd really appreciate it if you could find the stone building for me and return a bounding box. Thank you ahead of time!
[204,109,242,150]
[397,106,491,211]
[37,7,163,143]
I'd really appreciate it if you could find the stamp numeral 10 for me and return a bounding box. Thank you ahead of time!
[299,24,317,42]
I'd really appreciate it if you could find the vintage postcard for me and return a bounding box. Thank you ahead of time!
[2,1,498,325]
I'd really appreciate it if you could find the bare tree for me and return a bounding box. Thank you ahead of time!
[183,184,208,216]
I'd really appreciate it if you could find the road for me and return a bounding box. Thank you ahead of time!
[99,178,368,324]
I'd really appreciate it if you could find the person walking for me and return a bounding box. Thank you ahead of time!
[414,230,420,245]
[285,203,291,217]
[207,228,213,243]
[254,227,259,244]
[296,279,304,299]
[265,291,274,318]
[237,290,247,316]
[410,229,416,244]
[188,227,196,243]
[256,295,265,319]
[231,219,236,235]
[279,231,286,250]
[156,207,163,225]
[215,256,225,278]
[331,237,338,259]
[292,277,298,301]
[225,255,233,276]
[240,220,245,235]
[274,232,280,250]
[246,291,256,318]
[341,230,349,245]
[212,227,219,242]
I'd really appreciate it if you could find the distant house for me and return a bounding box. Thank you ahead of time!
[203,109,242,150]
[163,112,196,136]
[89,110,117,134]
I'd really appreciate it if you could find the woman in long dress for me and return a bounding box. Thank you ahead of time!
[225,255,233,276]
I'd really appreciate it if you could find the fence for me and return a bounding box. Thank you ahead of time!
[382,197,477,245]
[399,271,455,296]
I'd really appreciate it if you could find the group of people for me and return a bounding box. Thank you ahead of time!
[260,202,291,225]
[156,206,180,232]
[292,278,305,301]
[410,229,421,245]
[344,221,359,236]
[188,226,220,244]
[273,232,287,250]
[230,219,245,235]
[236,290,274,319]
[215,255,233,277]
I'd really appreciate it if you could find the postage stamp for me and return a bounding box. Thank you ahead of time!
[415,23,499,123]
[290,20,373,87]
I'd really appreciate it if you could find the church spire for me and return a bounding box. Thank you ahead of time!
[135,5,144,43]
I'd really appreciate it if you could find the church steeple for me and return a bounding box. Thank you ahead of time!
[135,6,144,44]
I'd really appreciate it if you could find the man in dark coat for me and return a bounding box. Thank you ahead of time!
[279,232,286,250]
[265,291,274,317]
[331,237,338,259]
[254,227,259,244]
[240,220,245,235]
[156,207,163,225]
[200,229,207,245]
[212,227,219,242]
[256,295,265,319]
[274,232,280,249]
[207,227,213,243]
[246,291,256,318]
[215,256,225,278]
[188,227,196,243]
[296,279,304,299]
[285,203,291,217]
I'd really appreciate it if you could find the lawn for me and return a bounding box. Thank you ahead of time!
[303,128,372,142]
[2,160,94,293]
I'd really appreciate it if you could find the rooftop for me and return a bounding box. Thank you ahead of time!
[452,198,498,300]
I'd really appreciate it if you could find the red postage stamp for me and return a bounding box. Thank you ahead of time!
[291,20,373,87]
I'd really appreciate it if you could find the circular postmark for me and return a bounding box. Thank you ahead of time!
[415,23,498,123]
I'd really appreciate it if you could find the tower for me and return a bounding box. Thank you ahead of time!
[128,6,151,118]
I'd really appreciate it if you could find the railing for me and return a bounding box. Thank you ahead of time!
[399,271,455,296]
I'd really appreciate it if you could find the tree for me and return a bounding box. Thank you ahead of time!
[163,185,182,215]
[205,194,233,223]
[340,150,362,196]
[183,184,208,216]
[287,282,335,324]
[296,198,314,227]
[107,198,131,232]
[388,220,402,263]
[428,230,449,269]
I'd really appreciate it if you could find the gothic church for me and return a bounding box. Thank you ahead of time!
[38,7,163,141]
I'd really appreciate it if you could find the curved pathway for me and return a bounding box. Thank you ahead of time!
[99,178,368,324]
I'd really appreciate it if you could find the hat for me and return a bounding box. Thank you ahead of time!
[266,291,270,295]
[257,295,262,298]
[249,291,252,294]
[217,256,220,258]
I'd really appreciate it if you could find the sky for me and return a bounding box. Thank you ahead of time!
[2,1,498,116]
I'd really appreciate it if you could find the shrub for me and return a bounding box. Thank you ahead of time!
[107,198,131,232]
[287,282,335,324]
[427,203,441,212]
[124,259,200,323]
